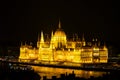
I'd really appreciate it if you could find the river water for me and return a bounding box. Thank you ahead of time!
[32,66,107,79]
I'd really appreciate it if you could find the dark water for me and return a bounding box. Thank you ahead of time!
[32,66,107,80]
[1,63,120,80]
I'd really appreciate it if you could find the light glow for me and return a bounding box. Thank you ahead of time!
[19,21,108,64]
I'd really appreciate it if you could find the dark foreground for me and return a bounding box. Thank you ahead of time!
[0,63,120,80]
[0,71,40,80]
[1,71,120,80]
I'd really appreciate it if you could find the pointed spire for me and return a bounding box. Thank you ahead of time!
[51,30,54,45]
[40,31,44,43]
[58,19,61,29]
[82,33,85,41]
[50,30,54,48]
[103,42,107,50]
[82,33,86,46]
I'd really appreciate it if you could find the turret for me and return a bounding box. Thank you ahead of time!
[103,42,107,50]
[50,31,54,48]
[92,38,98,47]
[40,31,44,42]
[82,33,86,46]
[50,31,54,42]
[40,31,44,48]
[51,30,53,40]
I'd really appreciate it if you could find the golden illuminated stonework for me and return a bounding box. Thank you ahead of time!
[19,20,108,63]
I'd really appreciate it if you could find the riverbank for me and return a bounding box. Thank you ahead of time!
[1,62,120,80]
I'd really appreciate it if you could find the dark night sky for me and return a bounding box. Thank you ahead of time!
[0,0,120,47]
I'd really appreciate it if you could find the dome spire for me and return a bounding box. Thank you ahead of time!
[58,19,61,29]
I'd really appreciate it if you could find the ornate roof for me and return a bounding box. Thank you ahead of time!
[54,19,66,37]
[54,29,66,37]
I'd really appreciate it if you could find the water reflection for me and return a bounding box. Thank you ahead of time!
[32,66,107,79]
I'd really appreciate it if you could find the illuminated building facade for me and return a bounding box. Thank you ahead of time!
[19,20,108,63]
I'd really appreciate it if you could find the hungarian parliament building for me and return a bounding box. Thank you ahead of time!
[19,20,108,63]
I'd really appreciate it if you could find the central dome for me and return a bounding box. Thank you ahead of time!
[54,19,66,37]
[54,29,66,37]
[51,20,67,48]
